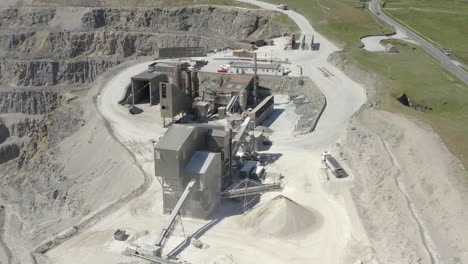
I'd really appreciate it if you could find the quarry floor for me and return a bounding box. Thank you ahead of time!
[43,1,468,264]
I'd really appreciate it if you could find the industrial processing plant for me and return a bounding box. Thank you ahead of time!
[3,1,465,264]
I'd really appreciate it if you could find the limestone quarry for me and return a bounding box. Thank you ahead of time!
[0,0,467,264]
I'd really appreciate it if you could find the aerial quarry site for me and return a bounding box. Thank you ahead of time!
[0,0,467,264]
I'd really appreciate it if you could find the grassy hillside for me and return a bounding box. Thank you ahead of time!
[383,0,468,65]
[261,0,393,47]
[343,40,468,165]
[261,0,468,168]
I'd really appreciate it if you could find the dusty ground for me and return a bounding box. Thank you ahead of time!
[0,3,292,263]
[1,0,466,263]
[45,6,370,261]
[343,109,468,263]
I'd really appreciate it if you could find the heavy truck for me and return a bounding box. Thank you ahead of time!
[321,151,346,178]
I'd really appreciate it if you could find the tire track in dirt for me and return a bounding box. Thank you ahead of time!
[380,139,437,264]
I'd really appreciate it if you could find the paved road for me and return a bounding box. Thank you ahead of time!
[370,0,468,85]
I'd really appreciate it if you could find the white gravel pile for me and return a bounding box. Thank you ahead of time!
[242,195,317,237]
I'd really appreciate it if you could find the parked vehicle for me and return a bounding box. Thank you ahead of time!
[217,67,228,73]
[277,4,288,10]
[195,58,208,66]
[321,151,347,178]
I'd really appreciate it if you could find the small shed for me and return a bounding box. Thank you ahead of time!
[228,62,284,76]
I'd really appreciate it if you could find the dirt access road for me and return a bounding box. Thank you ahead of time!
[47,2,369,264]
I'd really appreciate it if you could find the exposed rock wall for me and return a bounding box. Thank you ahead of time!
[81,7,287,39]
[0,8,55,28]
[1,117,43,138]
[1,31,229,59]
[0,59,122,86]
[0,143,20,164]
[0,6,290,87]
[0,90,57,114]
[0,122,9,144]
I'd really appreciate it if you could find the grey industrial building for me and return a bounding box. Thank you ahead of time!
[130,72,168,105]
[121,61,203,124]
[249,95,274,126]
[217,75,254,111]
[154,124,232,219]
[229,62,284,76]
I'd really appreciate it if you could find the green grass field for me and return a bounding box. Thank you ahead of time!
[272,11,301,34]
[342,40,468,167]
[384,0,468,65]
[259,0,468,167]
[261,0,393,47]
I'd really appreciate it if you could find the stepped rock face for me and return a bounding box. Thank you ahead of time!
[1,31,230,59]
[0,59,121,86]
[80,7,284,38]
[0,90,57,114]
[0,8,55,28]
[0,6,289,87]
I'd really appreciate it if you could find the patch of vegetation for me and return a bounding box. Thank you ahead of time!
[33,0,259,8]
[384,0,468,64]
[258,0,468,167]
[273,13,301,34]
[261,0,393,47]
[343,39,468,167]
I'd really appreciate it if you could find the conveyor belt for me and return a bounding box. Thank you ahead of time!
[221,179,282,199]
[155,179,196,248]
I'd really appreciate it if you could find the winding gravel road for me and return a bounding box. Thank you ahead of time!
[237,0,366,149]
[370,0,468,85]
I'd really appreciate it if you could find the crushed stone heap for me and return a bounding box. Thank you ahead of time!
[242,195,318,237]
